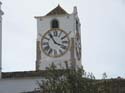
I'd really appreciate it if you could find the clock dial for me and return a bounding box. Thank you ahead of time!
[41,28,70,57]
[75,32,81,60]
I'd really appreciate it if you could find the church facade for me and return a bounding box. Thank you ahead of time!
[0,3,82,93]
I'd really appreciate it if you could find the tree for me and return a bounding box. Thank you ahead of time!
[97,73,110,93]
[102,72,107,79]
[35,62,98,93]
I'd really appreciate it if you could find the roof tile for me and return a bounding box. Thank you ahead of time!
[46,5,68,16]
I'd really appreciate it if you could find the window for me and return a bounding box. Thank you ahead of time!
[51,19,59,28]
[76,20,79,31]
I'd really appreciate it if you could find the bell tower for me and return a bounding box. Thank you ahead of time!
[0,1,4,78]
[35,5,82,70]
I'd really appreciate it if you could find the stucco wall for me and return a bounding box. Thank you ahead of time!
[0,77,42,93]
[36,14,77,70]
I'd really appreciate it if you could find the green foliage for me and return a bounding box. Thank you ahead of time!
[97,73,110,93]
[37,62,98,93]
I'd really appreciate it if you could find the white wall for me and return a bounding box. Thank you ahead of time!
[36,14,77,70]
[0,77,42,93]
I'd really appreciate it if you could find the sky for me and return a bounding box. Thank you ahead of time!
[1,0,125,79]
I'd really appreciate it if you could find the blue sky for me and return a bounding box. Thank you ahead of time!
[1,0,125,79]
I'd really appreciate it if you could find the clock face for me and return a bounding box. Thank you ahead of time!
[41,28,70,57]
[75,32,81,60]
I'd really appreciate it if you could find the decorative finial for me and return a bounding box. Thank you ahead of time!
[58,4,61,7]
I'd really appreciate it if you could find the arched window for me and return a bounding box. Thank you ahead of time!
[51,19,59,28]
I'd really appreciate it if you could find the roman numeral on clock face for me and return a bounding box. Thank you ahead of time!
[61,35,66,40]
[54,49,57,56]
[53,31,58,37]
[48,48,53,55]
[44,37,50,41]
[44,45,50,51]
[62,40,68,44]
[59,49,63,55]
[42,42,48,45]
[58,31,62,37]
[60,45,67,50]
[61,31,71,40]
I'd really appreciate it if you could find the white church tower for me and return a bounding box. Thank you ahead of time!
[35,5,82,70]
[0,1,3,78]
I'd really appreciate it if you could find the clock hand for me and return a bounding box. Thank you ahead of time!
[54,42,65,47]
[49,33,66,47]
[49,33,57,44]
[61,31,72,40]
[49,33,65,46]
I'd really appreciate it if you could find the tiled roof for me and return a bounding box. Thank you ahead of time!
[46,5,68,16]
[2,70,66,79]
[2,71,47,78]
